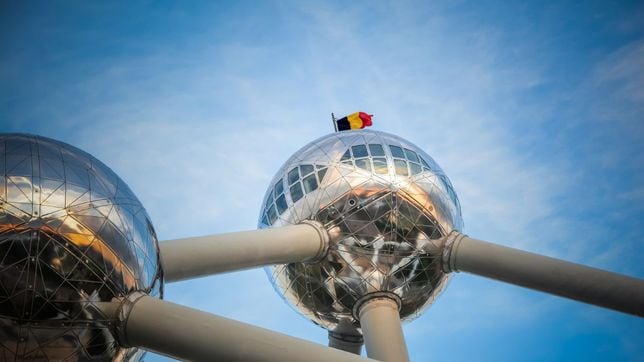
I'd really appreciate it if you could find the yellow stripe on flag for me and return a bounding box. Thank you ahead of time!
[347,112,363,129]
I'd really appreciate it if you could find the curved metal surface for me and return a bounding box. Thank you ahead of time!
[258,130,462,333]
[0,134,163,361]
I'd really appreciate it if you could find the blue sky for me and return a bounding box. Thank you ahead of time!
[1,1,643,361]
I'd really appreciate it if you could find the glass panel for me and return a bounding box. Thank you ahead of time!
[267,204,277,224]
[341,149,351,161]
[300,164,314,176]
[275,194,288,214]
[372,158,388,174]
[264,193,274,209]
[368,144,385,156]
[290,182,304,202]
[389,145,405,158]
[341,160,353,166]
[351,144,368,158]
[394,159,409,176]
[274,178,284,196]
[420,156,431,169]
[355,158,372,172]
[404,148,420,163]
[410,162,422,175]
[317,168,328,182]
[288,167,299,185]
[302,173,318,193]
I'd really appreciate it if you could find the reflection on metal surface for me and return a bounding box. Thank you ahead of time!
[259,130,462,334]
[0,134,163,361]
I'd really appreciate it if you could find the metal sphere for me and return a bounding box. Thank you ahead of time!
[259,130,463,333]
[0,134,163,361]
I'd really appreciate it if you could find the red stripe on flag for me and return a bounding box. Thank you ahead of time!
[359,112,373,128]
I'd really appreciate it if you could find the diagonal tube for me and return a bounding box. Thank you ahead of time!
[160,221,328,282]
[101,293,374,362]
[442,232,644,317]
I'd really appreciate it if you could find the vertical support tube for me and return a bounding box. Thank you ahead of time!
[442,232,644,317]
[358,296,410,362]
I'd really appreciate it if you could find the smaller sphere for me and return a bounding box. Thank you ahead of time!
[0,134,163,361]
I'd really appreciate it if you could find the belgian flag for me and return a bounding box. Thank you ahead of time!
[336,112,373,131]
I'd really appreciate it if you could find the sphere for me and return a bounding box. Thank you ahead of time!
[259,130,462,334]
[0,134,163,361]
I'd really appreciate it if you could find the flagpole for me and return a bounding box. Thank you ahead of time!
[332,113,338,133]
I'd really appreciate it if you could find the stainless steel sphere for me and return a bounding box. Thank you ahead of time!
[0,134,163,361]
[259,130,463,333]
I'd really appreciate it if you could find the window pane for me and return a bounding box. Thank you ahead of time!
[404,148,420,163]
[275,194,288,214]
[267,204,277,224]
[355,158,372,172]
[368,144,385,156]
[420,156,431,169]
[352,144,368,158]
[274,178,284,196]
[300,164,314,176]
[373,158,388,174]
[389,145,405,158]
[288,167,299,185]
[410,162,422,175]
[302,173,318,193]
[341,149,351,161]
[264,193,273,209]
[290,182,304,202]
[317,168,328,182]
[394,159,409,176]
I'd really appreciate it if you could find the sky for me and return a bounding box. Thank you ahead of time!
[1,1,643,361]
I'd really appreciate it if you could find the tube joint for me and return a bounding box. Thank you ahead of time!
[441,231,467,273]
[299,220,330,263]
[352,291,402,321]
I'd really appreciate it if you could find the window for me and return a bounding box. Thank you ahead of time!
[389,145,405,158]
[275,194,287,214]
[284,164,326,205]
[373,158,388,174]
[403,148,420,163]
[409,162,422,175]
[394,159,408,176]
[290,182,304,202]
[351,145,368,158]
[389,144,430,176]
[274,178,284,195]
[420,157,431,170]
[288,168,299,185]
[300,164,314,176]
[302,173,318,193]
[368,144,385,156]
[267,204,277,224]
[355,158,371,172]
[263,178,288,225]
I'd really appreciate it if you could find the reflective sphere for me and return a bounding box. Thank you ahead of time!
[259,130,463,333]
[0,134,163,361]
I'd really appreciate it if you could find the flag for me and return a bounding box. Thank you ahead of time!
[336,112,373,131]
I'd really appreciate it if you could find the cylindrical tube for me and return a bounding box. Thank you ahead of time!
[358,296,410,362]
[117,295,373,362]
[160,221,328,282]
[445,233,644,317]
